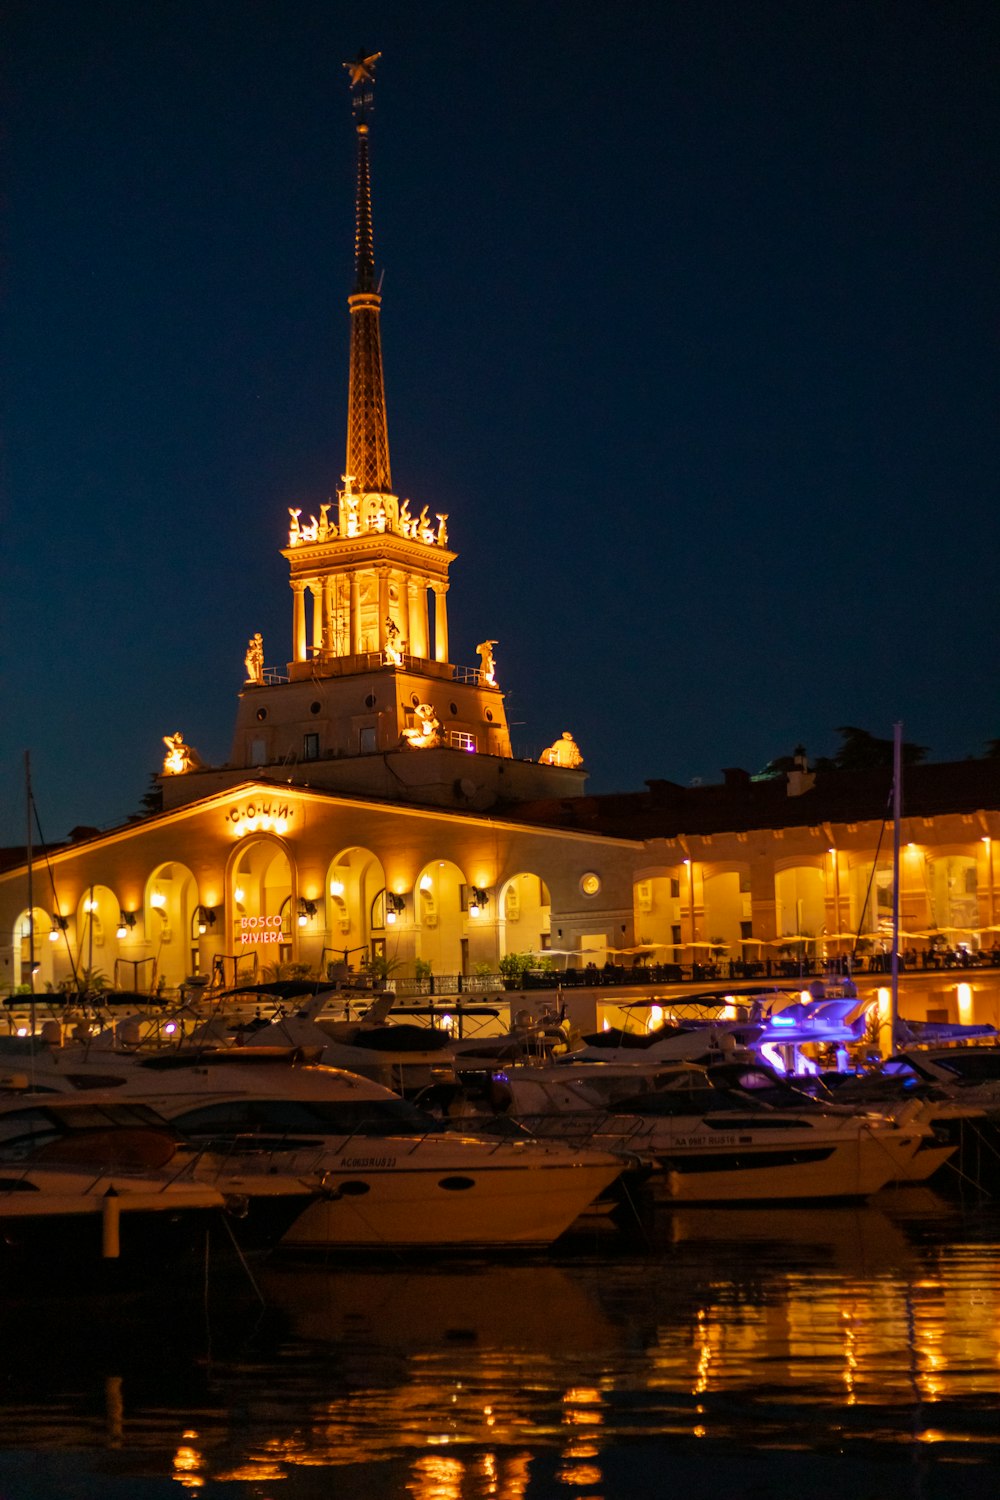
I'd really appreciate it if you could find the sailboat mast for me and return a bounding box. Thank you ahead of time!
[890,720,902,1051]
[25,750,36,1006]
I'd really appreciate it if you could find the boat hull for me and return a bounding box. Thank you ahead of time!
[580,1117,923,1203]
[279,1158,623,1249]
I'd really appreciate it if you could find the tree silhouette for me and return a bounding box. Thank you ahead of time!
[833,726,928,771]
[132,772,163,818]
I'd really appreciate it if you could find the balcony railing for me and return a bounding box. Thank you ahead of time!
[350,948,1000,999]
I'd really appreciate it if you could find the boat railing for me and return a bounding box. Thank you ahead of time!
[458,1108,650,1155]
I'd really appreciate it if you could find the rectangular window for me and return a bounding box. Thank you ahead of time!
[740,920,753,940]
[671,924,682,945]
[303,732,320,761]
[670,878,680,898]
[249,738,267,767]
[738,871,751,893]
[448,730,477,752]
[359,725,377,753]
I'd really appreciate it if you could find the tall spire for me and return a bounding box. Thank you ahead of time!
[343,50,391,496]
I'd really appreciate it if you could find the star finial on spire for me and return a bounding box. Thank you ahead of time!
[343,50,380,90]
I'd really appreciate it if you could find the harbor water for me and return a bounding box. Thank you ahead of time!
[1,1188,998,1499]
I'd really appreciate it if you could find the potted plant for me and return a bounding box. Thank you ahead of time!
[498,952,530,989]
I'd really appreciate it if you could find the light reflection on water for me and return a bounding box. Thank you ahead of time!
[1,1190,998,1499]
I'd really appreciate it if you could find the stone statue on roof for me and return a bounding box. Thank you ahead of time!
[540,731,584,769]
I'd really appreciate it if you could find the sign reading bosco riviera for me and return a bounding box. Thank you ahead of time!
[240,915,282,945]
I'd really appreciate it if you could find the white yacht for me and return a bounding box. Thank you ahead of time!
[489,1062,933,1203]
[0,1093,325,1266]
[0,1048,625,1250]
[0,1095,234,1281]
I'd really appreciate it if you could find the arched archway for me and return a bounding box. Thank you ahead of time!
[230,838,295,975]
[145,862,198,991]
[11,906,53,992]
[702,865,751,958]
[74,883,122,989]
[498,872,551,961]
[846,857,894,942]
[775,863,826,954]
[415,859,468,976]
[632,870,684,962]
[928,853,979,945]
[324,847,387,973]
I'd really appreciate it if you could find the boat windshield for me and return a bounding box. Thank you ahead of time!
[923,1051,1000,1083]
[0,1100,179,1160]
[609,1086,751,1116]
[171,1096,445,1140]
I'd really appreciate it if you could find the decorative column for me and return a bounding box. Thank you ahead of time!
[292,581,307,664]
[986,837,996,930]
[377,567,390,651]
[350,571,361,656]
[310,581,324,656]
[408,576,429,659]
[323,577,334,657]
[432,582,449,664]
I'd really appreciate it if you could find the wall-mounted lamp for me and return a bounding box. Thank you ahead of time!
[297,898,317,928]
[150,889,166,909]
[117,909,137,939]
[385,892,405,925]
[49,914,68,943]
[469,886,490,916]
[196,905,216,936]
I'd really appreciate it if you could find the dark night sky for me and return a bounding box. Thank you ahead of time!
[3,0,998,844]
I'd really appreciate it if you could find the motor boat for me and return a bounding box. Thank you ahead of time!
[486,1061,933,1203]
[0,1049,625,1251]
[818,1047,1000,1193]
[233,987,461,1097]
[0,1095,267,1281]
[0,1092,324,1268]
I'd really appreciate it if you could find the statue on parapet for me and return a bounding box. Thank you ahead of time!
[477,639,498,686]
[401,703,441,749]
[384,617,404,665]
[540,730,584,768]
[244,632,264,684]
[162,731,203,775]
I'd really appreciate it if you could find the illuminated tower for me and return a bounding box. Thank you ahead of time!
[227,52,545,803]
[277,52,461,679]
